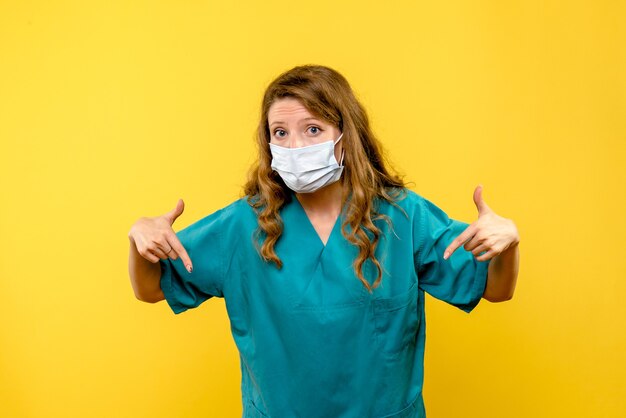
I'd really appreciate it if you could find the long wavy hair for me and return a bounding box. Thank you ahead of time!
[243,64,406,292]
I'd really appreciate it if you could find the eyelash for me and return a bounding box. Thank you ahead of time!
[273,126,322,138]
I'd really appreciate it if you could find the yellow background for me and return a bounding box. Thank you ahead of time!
[1,0,624,417]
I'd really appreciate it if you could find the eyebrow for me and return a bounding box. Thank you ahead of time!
[269,117,320,128]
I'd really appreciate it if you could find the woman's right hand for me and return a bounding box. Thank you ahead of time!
[128,199,193,273]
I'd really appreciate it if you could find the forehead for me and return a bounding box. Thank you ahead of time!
[268,97,316,122]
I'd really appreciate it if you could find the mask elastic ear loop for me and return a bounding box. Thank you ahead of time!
[334,132,345,166]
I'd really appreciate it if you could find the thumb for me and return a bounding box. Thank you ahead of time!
[164,198,185,225]
[473,184,491,216]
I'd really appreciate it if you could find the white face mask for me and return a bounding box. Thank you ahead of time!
[269,132,344,193]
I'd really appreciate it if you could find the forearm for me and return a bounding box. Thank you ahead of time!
[128,236,165,303]
[483,242,519,302]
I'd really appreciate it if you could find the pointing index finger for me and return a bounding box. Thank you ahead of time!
[167,233,193,273]
[443,224,476,260]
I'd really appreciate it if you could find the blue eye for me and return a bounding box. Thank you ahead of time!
[274,129,286,138]
[308,126,321,135]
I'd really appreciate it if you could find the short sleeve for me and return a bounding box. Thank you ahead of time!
[414,196,491,313]
[159,208,227,314]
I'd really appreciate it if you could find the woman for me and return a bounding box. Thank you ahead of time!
[128,64,520,418]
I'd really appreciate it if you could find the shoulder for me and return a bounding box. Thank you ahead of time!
[376,188,452,232]
[390,188,448,214]
[215,196,256,219]
[377,187,426,215]
[179,197,257,236]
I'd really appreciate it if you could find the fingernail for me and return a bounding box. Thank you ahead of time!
[187,265,193,273]
[443,252,449,260]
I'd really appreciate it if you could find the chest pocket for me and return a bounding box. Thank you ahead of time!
[372,282,420,357]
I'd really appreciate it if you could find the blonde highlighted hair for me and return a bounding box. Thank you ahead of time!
[244,64,406,292]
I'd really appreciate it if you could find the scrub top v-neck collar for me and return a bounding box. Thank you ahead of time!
[289,190,344,251]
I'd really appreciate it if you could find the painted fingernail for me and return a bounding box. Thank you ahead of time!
[187,265,193,273]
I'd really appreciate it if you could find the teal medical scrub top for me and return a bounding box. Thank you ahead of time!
[159,188,491,418]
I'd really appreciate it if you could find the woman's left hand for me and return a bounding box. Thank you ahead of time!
[443,185,520,262]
